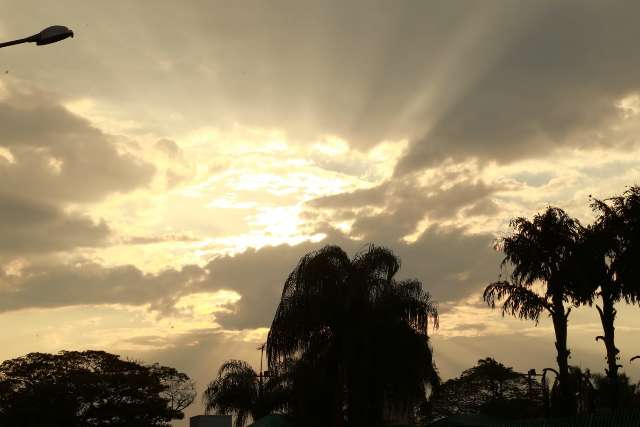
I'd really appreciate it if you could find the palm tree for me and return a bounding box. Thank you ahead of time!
[266,244,439,427]
[612,186,640,293]
[202,360,289,427]
[483,207,583,416]
[570,187,640,409]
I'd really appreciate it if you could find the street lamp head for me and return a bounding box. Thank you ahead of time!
[35,26,74,46]
[0,25,74,49]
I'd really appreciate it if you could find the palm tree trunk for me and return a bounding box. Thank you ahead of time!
[596,290,620,410]
[551,294,574,416]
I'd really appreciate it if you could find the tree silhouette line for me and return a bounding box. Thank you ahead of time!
[0,350,195,426]
[204,186,640,426]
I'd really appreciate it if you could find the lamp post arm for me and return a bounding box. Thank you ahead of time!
[0,35,37,49]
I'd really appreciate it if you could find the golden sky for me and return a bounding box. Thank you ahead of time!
[2,1,640,424]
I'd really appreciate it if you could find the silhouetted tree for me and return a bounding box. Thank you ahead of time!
[150,364,196,412]
[590,372,639,411]
[202,360,289,427]
[0,350,192,427]
[266,244,439,427]
[543,366,596,415]
[427,358,543,422]
[483,207,583,416]
[566,187,640,410]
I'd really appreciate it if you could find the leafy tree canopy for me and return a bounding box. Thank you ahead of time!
[0,350,195,427]
[428,358,543,422]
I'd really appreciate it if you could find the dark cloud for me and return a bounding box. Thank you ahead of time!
[310,182,393,211]
[395,1,640,174]
[154,139,182,158]
[207,223,498,329]
[0,78,157,256]
[311,176,502,241]
[205,239,353,330]
[0,224,498,327]
[0,262,205,313]
[0,192,110,254]
[0,78,154,203]
[463,199,500,217]
[395,226,499,303]
[120,234,197,245]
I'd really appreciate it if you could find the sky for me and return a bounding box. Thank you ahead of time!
[1,0,640,424]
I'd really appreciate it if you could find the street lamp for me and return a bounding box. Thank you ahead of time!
[0,26,74,49]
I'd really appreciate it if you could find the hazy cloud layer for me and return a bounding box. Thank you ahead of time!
[4,1,639,171]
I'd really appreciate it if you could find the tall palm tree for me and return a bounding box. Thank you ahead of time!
[202,360,289,427]
[483,207,582,416]
[266,244,439,427]
[571,187,640,409]
[612,186,640,293]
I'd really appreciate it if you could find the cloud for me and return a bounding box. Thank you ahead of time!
[205,241,343,330]
[394,227,500,302]
[4,1,639,176]
[0,193,110,255]
[120,234,197,245]
[395,1,640,174]
[0,78,154,203]
[154,138,183,158]
[0,222,498,328]
[0,261,206,314]
[309,171,503,241]
[0,78,159,257]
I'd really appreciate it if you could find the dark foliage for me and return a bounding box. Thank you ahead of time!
[266,244,439,427]
[569,186,640,409]
[150,364,196,412]
[590,372,640,411]
[0,350,193,427]
[202,359,290,427]
[427,358,543,422]
[484,207,583,416]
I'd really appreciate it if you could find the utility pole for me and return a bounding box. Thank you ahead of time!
[257,343,266,390]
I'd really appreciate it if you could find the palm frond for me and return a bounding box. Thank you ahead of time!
[483,281,551,322]
[267,245,350,367]
[388,278,439,332]
[500,207,582,293]
[352,244,401,284]
[202,360,258,427]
